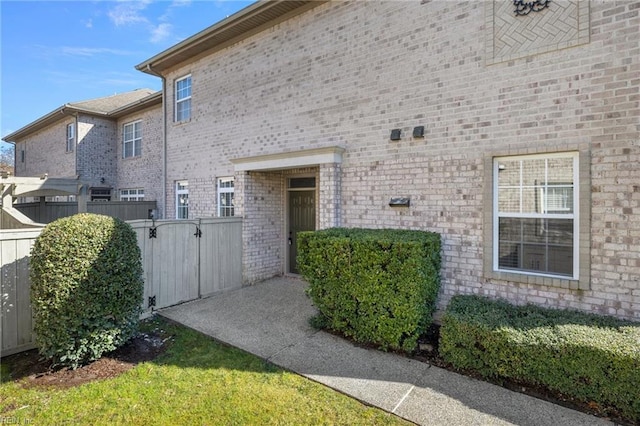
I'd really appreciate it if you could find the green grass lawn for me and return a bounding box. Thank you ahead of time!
[0,317,409,425]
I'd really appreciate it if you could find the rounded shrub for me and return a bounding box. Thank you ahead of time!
[30,213,144,369]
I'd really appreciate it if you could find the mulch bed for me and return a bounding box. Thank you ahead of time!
[3,331,171,390]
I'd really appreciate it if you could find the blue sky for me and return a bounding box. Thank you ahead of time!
[0,0,254,149]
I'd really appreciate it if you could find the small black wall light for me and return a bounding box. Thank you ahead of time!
[390,129,402,141]
[413,126,425,138]
[389,197,410,207]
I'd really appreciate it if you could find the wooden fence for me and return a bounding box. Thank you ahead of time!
[1,217,243,356]
[15,201,157,224]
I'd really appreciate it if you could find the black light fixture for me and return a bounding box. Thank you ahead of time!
[390,129,401,141]
[389,197,410,207]
[413,126,425,138]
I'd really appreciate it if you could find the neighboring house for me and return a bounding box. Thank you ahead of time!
[133,1,639,321]
[2,89,163,212]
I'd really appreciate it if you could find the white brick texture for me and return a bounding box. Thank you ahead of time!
[160,1,639,320]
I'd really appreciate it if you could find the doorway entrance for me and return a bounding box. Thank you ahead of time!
[287,177,316,274]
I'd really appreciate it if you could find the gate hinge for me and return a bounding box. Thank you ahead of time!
[194,226,202,238]
[148,295,156,308]
[149,227,157,238]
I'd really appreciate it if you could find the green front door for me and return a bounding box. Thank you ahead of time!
[288,189,316,274]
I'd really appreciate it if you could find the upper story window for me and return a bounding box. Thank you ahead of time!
[66,123,75,152]
[123,121,142,158]
[217,177,235,217]
[176,180,189,219]
[493,152,578,279]
[120,188,144,201]
[175,75,192,122]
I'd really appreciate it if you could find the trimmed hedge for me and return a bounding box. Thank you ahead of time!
[440,295,640,422]
[30,213,144,369]
[298,228,441,352]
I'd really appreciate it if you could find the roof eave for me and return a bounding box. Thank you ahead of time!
[109,91,162,118]
[2,105,79,143]
[136,0,326,75]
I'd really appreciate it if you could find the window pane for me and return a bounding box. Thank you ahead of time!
[521,218,545,243]
[289,177,316,188]
[498,187,520,213]
[546,185,573,213]
[124,125,133,140]
[547,157,573,182]
[547,218,573,245]
[497,160,520,186]
[498,217,573,277]
[124,141,133,158]
[176,99,191,121]
[498,242,520,269]
[218,177,234,188]
[521,186,542,214]
[176,77,191,100]
[522,159,546,186]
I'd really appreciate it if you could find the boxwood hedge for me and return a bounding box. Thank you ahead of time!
[440,295,640,422]
[298,228,441,352]
[30,213,144,369]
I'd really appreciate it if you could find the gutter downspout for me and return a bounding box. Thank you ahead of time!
[146,64,167,219]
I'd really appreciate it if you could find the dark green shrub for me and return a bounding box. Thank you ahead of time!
[440,295,640,422]
[30,213,144,369]
[298,228,441,352]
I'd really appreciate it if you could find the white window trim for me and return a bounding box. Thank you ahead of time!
[66,123,75,152]
[123,120,142,158]
[217,177,234,217]
[175,75,192,122]
[176,180,189,219]
[492,152,579,280]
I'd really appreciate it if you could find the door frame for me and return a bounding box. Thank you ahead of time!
[285,174,317,275]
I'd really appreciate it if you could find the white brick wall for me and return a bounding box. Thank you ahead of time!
[160,1,639,320]
[13,117,77,178]
[76,115,117,189]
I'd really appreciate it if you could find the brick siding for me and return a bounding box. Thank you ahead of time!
[160,1,639,319]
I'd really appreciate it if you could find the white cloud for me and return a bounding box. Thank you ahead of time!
[108,0,152,27]
[150,23,172,43]
[84,18,93,28]
[61,47,135,57]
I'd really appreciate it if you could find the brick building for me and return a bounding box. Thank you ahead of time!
[3,89,163,209]
[136,0,639,320]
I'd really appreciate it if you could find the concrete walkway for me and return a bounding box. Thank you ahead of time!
[159,277,611,426]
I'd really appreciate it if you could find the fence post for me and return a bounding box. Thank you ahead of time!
[197,218,202,298]
[77,184,88,213]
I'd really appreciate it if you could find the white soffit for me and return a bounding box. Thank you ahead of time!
[231,146,345,172]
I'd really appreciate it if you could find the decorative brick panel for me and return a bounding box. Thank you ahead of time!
[486,0,590,65]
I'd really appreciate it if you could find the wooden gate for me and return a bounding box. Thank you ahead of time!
[128,217,243,311]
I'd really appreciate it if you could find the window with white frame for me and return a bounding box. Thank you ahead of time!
[217,177,234,217]
[175,75,191,122]
[494,152,578,279]
[66,123,75,152]
[176,181,189,219]
[123,121,142,158]
[120,188,144,201]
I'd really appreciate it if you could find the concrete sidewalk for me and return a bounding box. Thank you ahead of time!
[159,277,611,426]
